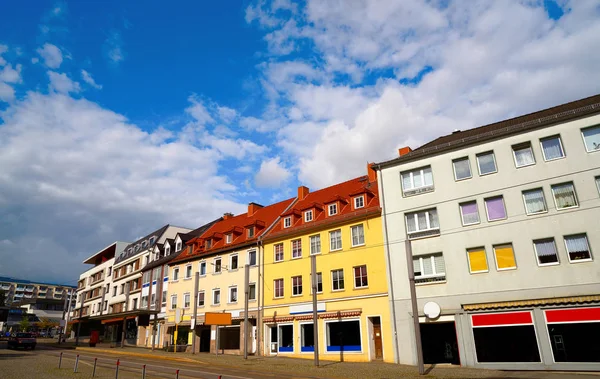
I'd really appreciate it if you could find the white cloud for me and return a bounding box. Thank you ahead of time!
[217,106,238,123]
[105,31,125,64]
[185,96,214,124]
[48,71,81,94]
[37,43,63,69]
[0,82,15,102]
[81,69,102,89]
[254,156,291,188]
[0,64,22,83]
[0,44,7,66]
[31,57,39,64]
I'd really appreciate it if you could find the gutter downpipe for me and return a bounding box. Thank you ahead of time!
[376,164,401,364]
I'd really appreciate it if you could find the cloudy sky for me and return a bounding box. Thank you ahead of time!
[1,0,599,284]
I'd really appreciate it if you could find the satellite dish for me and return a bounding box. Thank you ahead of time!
[424,302,441,319]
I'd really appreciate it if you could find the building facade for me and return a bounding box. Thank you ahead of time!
[0,276,74,305]
[375,95,600,370]
[261,170,394,363]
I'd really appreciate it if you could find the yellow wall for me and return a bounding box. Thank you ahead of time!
[262,215,394,362]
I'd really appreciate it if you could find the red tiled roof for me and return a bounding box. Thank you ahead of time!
[171,197,295,263]
[264,175,380,240]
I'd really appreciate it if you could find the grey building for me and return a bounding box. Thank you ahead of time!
[0,276,75,306]
[374,94,600,371]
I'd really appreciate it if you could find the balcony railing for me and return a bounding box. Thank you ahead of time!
[24,294,33,298]
[16,286,25,291]
[0,284,11,290]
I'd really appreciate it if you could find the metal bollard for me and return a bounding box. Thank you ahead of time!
[74,354,80,373]
[176,369,180,379]
[58,352,63,368]
[92,358,98,377]
[115,359,120,379]
[142,364,146,379]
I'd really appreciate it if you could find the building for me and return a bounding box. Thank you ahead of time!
[15,298,70,335]
[374,95,600,370]
[261,170,394,363]
[0,276,75,305]
[136,219,219,349]
[166,199,294,354]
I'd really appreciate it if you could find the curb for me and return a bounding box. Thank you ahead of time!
[75,347,202,364]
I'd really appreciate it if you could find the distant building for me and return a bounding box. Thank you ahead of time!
[0,276,75,305]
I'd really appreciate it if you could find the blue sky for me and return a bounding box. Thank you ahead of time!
[1,0,599,284]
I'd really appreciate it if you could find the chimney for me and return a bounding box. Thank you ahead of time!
[223,212,234,220]
[248,202,263,216]
[367,163,377,182]
[297,186,310,201]
[398,146,412,156]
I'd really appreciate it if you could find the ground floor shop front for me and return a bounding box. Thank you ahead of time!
[263,296,393,363]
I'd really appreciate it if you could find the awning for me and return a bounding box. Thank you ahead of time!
[101,316,136,324]
[463,295,600,311]
[265,310,361,323]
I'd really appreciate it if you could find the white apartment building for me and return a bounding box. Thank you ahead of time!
[375,95,600,371]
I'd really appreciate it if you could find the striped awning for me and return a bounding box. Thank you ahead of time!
[265,310,361,323]
[463,295,600,311]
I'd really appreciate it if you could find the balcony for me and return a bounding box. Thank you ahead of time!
[53,293,64,299]
[25,286,35,293]
[16,286,25,291]
[14,293,23,298]
[24,294,33,298]
[0,283,11,290]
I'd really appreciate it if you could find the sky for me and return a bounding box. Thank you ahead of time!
[1,0,599,284]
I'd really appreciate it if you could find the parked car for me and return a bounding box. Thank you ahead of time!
[7,333,36,350]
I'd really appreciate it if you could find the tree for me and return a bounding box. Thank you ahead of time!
[19,316,30,332]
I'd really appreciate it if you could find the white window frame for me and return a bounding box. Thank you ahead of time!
[248,250,257,266]
[172,267,179,281]
[292,276,302,296]
[212,289,221,305]
[581,125,600,153]
[213,257,222,274]
[283,216,292,228]
[164,244,170,255]
[492,243,517,271]
[292,239,302,259]
[249,283,256,301]
[247,226,255,238]
[353,265,368,289]
[228,286,238,303]
[197,291,205,307]
[183,292,191,309]
[459,201,480,226]
[400,166,434,196]
[304,210,313,222]
[532,238,560,267]
[323,318,363,353]
[175,241,182,252]
[309,234,321,255]
[199,261,207,276]
[331,269,344,291]
[466,247,489,274]
[484,196,507,222]
[274,279,284,299]
[405,209,440,238]
[476,151,498,176]
[539,135,565,161]
[564,234,593,263]
[413,254,446,284]
[522,188,548,215]
[328,203,338,216]
[354,195,364,209]
[310,272,323,294]
[452,157,472,181]
[185,264,192,279]
[274,243,284,262]
[351,224,365,247]
[512,142,536,168]
[170,295,177,310]
[551,182,579,210]
[225,233,232,244]
[329,229,342,251]
[229,254,239,271]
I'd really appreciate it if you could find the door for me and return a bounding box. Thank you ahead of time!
[373,324,383,359]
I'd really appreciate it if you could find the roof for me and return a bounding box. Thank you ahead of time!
[172,198,295,264]
[375,93,600,168]
[82,241,129,265]
[114,224,170,264]
[264,175,380,240]
[141,218,221,272]
[0,276,76,288]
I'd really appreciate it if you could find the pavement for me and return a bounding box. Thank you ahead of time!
[1,341,600,379]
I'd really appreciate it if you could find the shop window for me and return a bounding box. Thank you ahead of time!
[278,325,294,352]
[326,320,361,352]
[219,326,240,350]
[301,323,315,352]
[546,307,600,363]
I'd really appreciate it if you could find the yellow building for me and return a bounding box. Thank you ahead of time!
[261,168,394,362]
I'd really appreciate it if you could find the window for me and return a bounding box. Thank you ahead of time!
[112,286,117,296]
[274,279,284,298]
[214,258,222,273]
[328,203,338,216]
[229,287,238,303]
[493,243,517,270]
[551,182,578,209]
[292,276,302,296]
[564,234,592,262]
[248,250,257,266]
[467,247,488,273]
[453,157,472,180]
[247,226,255,238]
[326,320,361,352]
[205,239,212,249]
[354,195,364,209]
[143,271,151,284]
[353,265,368,288]
[107,266,112,276]
[249,283,256,301]
[476,151,497,175]
[230,255,238,270]
[596,176,600,195]
[170,295,177,310]
[313,273,323,293]
[304,210,313,222]
[329,229,342,251]
[533,238,559,265]
[199,261,206,276]
[540,135,565,161]
[165,245,170,255]
[213,289,221,305]
[225,233,232,244]
[120,283,125,294]
[185,265,192,279]
[283,216,292,228]
[512,142,536,168]
[184,293,191,308]
[309,235,321,255]
[459,201,480,225]
[172,267,179,281]
[197,291,205,307]
[413,254,446,284]
[581,125,600,152]
[351,224,365,246]
[292,239,302,259]
[521,188,547,215]
[484,196,507,221]
[405,209,440,238]
[132,298,138,310]
[401,166,434,195]
[175,241,182,251]
[162,291,167,307]
[331,269,344,291]
[274,244,284,262]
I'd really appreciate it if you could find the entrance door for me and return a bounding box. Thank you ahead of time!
[269,326,278,354]
[420,322,460,365]
[199,328,211,352]
[370,317,383,360]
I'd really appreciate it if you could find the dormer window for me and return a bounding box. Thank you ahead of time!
[149,236,156,245]
[142,241,148,248]
[135,244,141,252]
[226,233,232,244]
[328,203,338,216]
[283,216,292,228]
[175,241,182,251]
[247,226,255,238]
[165,245,170,256]
[304,210,313,222]
[206,239,212,249]
[354,195,364,209]
[128,248,133,254]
